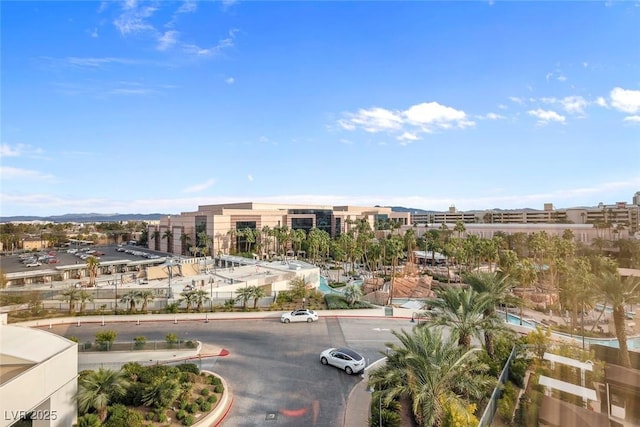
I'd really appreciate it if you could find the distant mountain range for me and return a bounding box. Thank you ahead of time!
[2,206,561,223]
[0,213,167,223]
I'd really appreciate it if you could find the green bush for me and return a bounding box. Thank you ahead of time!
[200,388,210,396]
[165,302,180,313]
[182,414,195,426]
[95,330,118,351]
[177,363,199,375]
[200,401,212,412]
[207,395,217,404]
[133,336,147,349]
[104,404,143,427]
[195,397,204,405]
[209,375,222,385]
[145,412,155,421]
[154,411,167,423]
[275,291,295,303]
[214,384,224,393]
[179,400,189,410]
[176,409,186,420]
[324,294,374,309]
[76,413,101,427]
[186,340,197,349]
[67,336,79,343]
[187,402,199,414]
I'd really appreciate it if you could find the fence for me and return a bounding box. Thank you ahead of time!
[477,345,518,427]
[77,339,198,352]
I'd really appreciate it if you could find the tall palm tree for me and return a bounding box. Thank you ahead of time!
[180,233,191,256]
[595,271,640,368]
[85,255,100,287]
[77,368,130,422]
[179,290,197,312]
[426,286,496,348]
[151,230,161,251]
[369,326,494,427]
[162,229,173,253]
[191,289,210,312]
[235,286,253,309]
[463,271,517,357]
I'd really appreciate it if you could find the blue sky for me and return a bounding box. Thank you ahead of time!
[1,1,639,217]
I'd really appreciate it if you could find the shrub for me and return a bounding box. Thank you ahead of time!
[134,336,147,349]
[145,412,155,421]
[209,375,222,385]
[200,388,210,396]
[165,333,179,347]
[154,411,167,423]
[177,363,199,375]
[104,404,143,427]
[179,400,189,410]
[187,402,199,414]
[165,302,180,313]
[195,397,204,405]
[207,394,217,404]
[186,340,197,348]
[214,384,224,393]
[83,341,93,350]
[67,336,79,343]
[95,330,118,350]
[200,401,212,412]
[76,413,101,427]
[182,414,195,426]
[176,410,186,421]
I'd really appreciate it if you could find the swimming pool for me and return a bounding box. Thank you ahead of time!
[317,276,362,294]
[501,312,539,328]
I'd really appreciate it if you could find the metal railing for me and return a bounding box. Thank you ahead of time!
[478,345,518,427]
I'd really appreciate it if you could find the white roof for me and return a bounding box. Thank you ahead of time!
[0,325,75,363]
[544,352,593,371]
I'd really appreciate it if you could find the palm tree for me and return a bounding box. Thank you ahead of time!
[368,326,494,427]
[142,378,181,410]
[85,255,100,287]
[384,235,404,305]
[179,290,197,312]
[180,233,191,256]
[152,230,161,251]
[77,368,130,422]
[463,271,518,357]
[250,286,266,309]
[137,290,155,312]
[343,282,363,306]
[595,271,640,368]
[162,229,173,253]
[235,286,253,309]
[78,290,94,314]
[62,287,81,314]
[191,289,210,312]
[426,286,496,348]
[120,290,139,313]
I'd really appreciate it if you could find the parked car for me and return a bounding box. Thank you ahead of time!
[281,309,319,323]
[319,347,366,375]
[25,262,42,268]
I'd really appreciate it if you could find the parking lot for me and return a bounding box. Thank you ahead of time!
[1,244,172,275]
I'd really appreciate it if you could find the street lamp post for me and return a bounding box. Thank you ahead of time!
[209,277,213,312]
[114,280,118,315]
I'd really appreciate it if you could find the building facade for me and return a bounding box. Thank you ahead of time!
[148,202,411,255]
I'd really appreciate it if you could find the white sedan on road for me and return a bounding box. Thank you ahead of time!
[280,309,319,323]
[319,347,366,375]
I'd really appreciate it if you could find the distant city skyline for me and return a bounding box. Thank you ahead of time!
[1,1,639,217]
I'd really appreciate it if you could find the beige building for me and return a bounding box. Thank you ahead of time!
[0,315,78,427]
[148,202,411,256]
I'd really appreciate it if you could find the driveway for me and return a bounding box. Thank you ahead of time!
[44,316,412,426]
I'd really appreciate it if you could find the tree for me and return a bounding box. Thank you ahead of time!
[595,271,640,368]
[120,291,139,313]
[179,291,197,312]
[142,378,181,410]
[463,271,518,357]
[180,233,191,256]
[427,286,497,348]
[162,229,173,253]
[343,282,363,306]
[95,330,118,350]
[191,289,210,312]
[62,287,81,314]
[250,285,266,309]
[454,220,466,239]
[152,230,161,251]
[384,235,405,305]
[78,290,94,314]
[86,255,100,287]
[137,290,155,312]
[368,327,494,427]
[77,368,130,422]
[288,276,309,302]
[235,286,253,309]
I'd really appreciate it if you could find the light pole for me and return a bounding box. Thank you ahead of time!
[209,277,213,312]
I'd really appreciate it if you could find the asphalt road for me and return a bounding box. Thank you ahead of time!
[44,316,413,427]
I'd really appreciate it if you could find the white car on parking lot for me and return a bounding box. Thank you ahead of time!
[25,262,42,267]
[319,347,366,375]
[280,309,319,323]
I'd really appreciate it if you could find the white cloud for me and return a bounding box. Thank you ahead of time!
[339,101,473,139]
[528,109,566,125]
[509,96,524,105]
[498,104,508,110]
[225,77,235,85]
[157,30,179,51]
[183,178,216,193]
[557,75,567,82]
[559,96,588,115]
[0,166,54,181]
[113,3,158,35]
[0,143,44,158]
[482,112,505,120]
[397,132,419,141]
[247,174,254,182]
[177,1,198,14]
[623,115,640,123]
[339,107,404,133]
[183,30,237,57]
[610,87,640,113]
[595,97,608,108]
[65,57,137,68]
